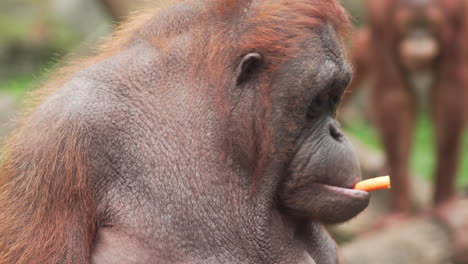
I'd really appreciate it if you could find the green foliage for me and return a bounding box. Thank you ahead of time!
[0,60,58,96]
[345,114,468,188]
[0,15,30,41]
[0,0,94,83]
[51,22,82,52]
[0,75,36,95]
[342,0,366,26]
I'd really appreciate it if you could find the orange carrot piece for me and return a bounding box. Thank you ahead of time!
[354,176,391,192]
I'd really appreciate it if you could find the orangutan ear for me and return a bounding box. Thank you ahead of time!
[236,52,264,85]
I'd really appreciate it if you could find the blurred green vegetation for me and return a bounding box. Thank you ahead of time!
[0,0,110,94]
[0,75,36,95]
[342,0,366,25]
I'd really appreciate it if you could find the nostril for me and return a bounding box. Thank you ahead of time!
[329,124,343,141]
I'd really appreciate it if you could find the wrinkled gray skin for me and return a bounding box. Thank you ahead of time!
[277,28,370,226]
[35,7,369,264]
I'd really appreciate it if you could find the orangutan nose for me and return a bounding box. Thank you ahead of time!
[329,121,343,142]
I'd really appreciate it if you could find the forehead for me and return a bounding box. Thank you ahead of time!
[315,25,346,64]
[296,24,349,71]
[274,24,350,86]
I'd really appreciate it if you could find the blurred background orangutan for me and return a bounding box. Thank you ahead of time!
[346,0,467,224]
[0,0,467,263]
[340,0,468,262]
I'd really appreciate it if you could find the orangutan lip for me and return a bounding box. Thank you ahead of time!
[320,184,369,199]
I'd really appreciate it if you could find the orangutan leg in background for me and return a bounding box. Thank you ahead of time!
[431,60,466,209]
[370,70,417,224]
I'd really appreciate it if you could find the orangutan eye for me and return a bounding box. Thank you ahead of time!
[327,70,349,109]
[307,94,327,119]
[331,95,341,106]
[314,95,326,107]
